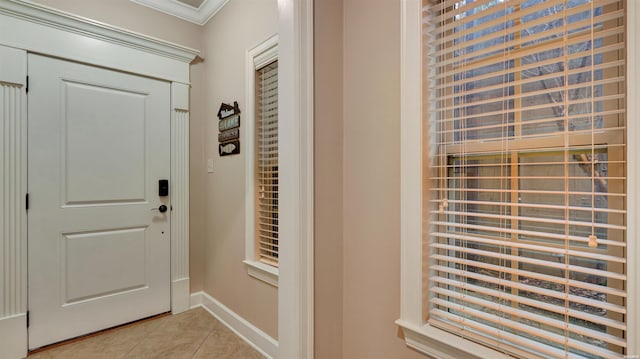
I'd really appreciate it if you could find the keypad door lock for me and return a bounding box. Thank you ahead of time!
[159,179,169,197]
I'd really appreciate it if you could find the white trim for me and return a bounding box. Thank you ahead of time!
[190,291,278,359]
[0,0,198,83]
[243,260,278,287]
[626,0,639,356]
[0,45,26,84]
[2,0,198,61]
[251,35,278,69]
[399,0,423,327]
[0,44,27,359]
[130,0,230,26]
[171,82,191,314]
[396,320,512,359]
[0,314,27,359]
[171,278,190,314]
[245,34,279,287]
[277,0,314,357]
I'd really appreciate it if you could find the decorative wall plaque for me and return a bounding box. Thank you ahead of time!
[217,101,241,119]
[218,127,239,142]
[218,115,240,132]
[217,101,241,156]
[219,140,240,156]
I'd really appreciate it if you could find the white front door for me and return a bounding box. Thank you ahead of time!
[27,54,171,349]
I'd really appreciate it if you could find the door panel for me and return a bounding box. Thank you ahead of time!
[28,54,170,349]
[63,227,147,303]
[63,80,147,204]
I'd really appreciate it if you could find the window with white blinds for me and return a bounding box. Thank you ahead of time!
[424,0,627,358]
[256,60,279,266]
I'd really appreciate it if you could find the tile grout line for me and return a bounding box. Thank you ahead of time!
[189,322,217,358]
[122,315,169,358]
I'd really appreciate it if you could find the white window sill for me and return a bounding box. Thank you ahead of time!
[395,320,513,359]
[243,260,278,287]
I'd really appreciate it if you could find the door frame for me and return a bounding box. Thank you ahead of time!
[0,1,198,357]
[277,0,315,357]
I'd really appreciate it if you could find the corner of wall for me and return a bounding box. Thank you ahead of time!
[190,291,278,358]
[314,0,345,358]
[188,59,206,294]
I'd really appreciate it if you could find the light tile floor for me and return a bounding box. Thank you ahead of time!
[28,307,264,359]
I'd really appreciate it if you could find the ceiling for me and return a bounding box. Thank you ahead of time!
[130,0,229,25]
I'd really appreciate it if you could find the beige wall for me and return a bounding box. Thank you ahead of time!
[314,0,428,358]
[196,0,279,339]
[313,0,344,358]
[29,0,202,50]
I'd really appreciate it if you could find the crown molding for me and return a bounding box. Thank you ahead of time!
[0,0,199,83]
[130,0,229,26]
[0,0,200,63]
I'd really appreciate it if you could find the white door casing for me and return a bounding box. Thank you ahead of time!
[0,1,197,357]
[277,0,315,357]
[0,44,28,359]
[27,54,171,349]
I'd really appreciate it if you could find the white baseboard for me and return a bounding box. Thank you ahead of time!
[190,291,278,359]
[0,313,27,359]
[172,277,190,314]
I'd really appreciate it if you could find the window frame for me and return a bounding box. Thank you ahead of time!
[244,33,279,287]
[397,0,640,357]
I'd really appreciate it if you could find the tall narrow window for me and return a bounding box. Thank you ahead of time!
[256,60,279,266]
[245,35,279,286]
[424,0,627,357]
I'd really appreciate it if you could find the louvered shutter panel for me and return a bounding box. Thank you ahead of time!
[424,0,627,357]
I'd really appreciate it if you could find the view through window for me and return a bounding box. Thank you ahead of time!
[424,0,627,357]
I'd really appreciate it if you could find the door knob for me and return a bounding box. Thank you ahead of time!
[152,205,168,213]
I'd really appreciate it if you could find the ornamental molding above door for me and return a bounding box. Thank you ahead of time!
[0,0,199,82]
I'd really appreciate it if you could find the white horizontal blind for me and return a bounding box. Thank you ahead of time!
[256,60,279,266]
[424,0,627,358]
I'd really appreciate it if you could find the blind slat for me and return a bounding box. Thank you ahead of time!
[431,254,627,298]
[431,241,626,281]
[430,42,625,82]
[432,198,626,215]
[429,306,624,359]
[431,264,626,315]
[433,77,625,114]
[436,210,627,232]
[431,288,627,348]
[430,229,626,264]
[430,276,626,331]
